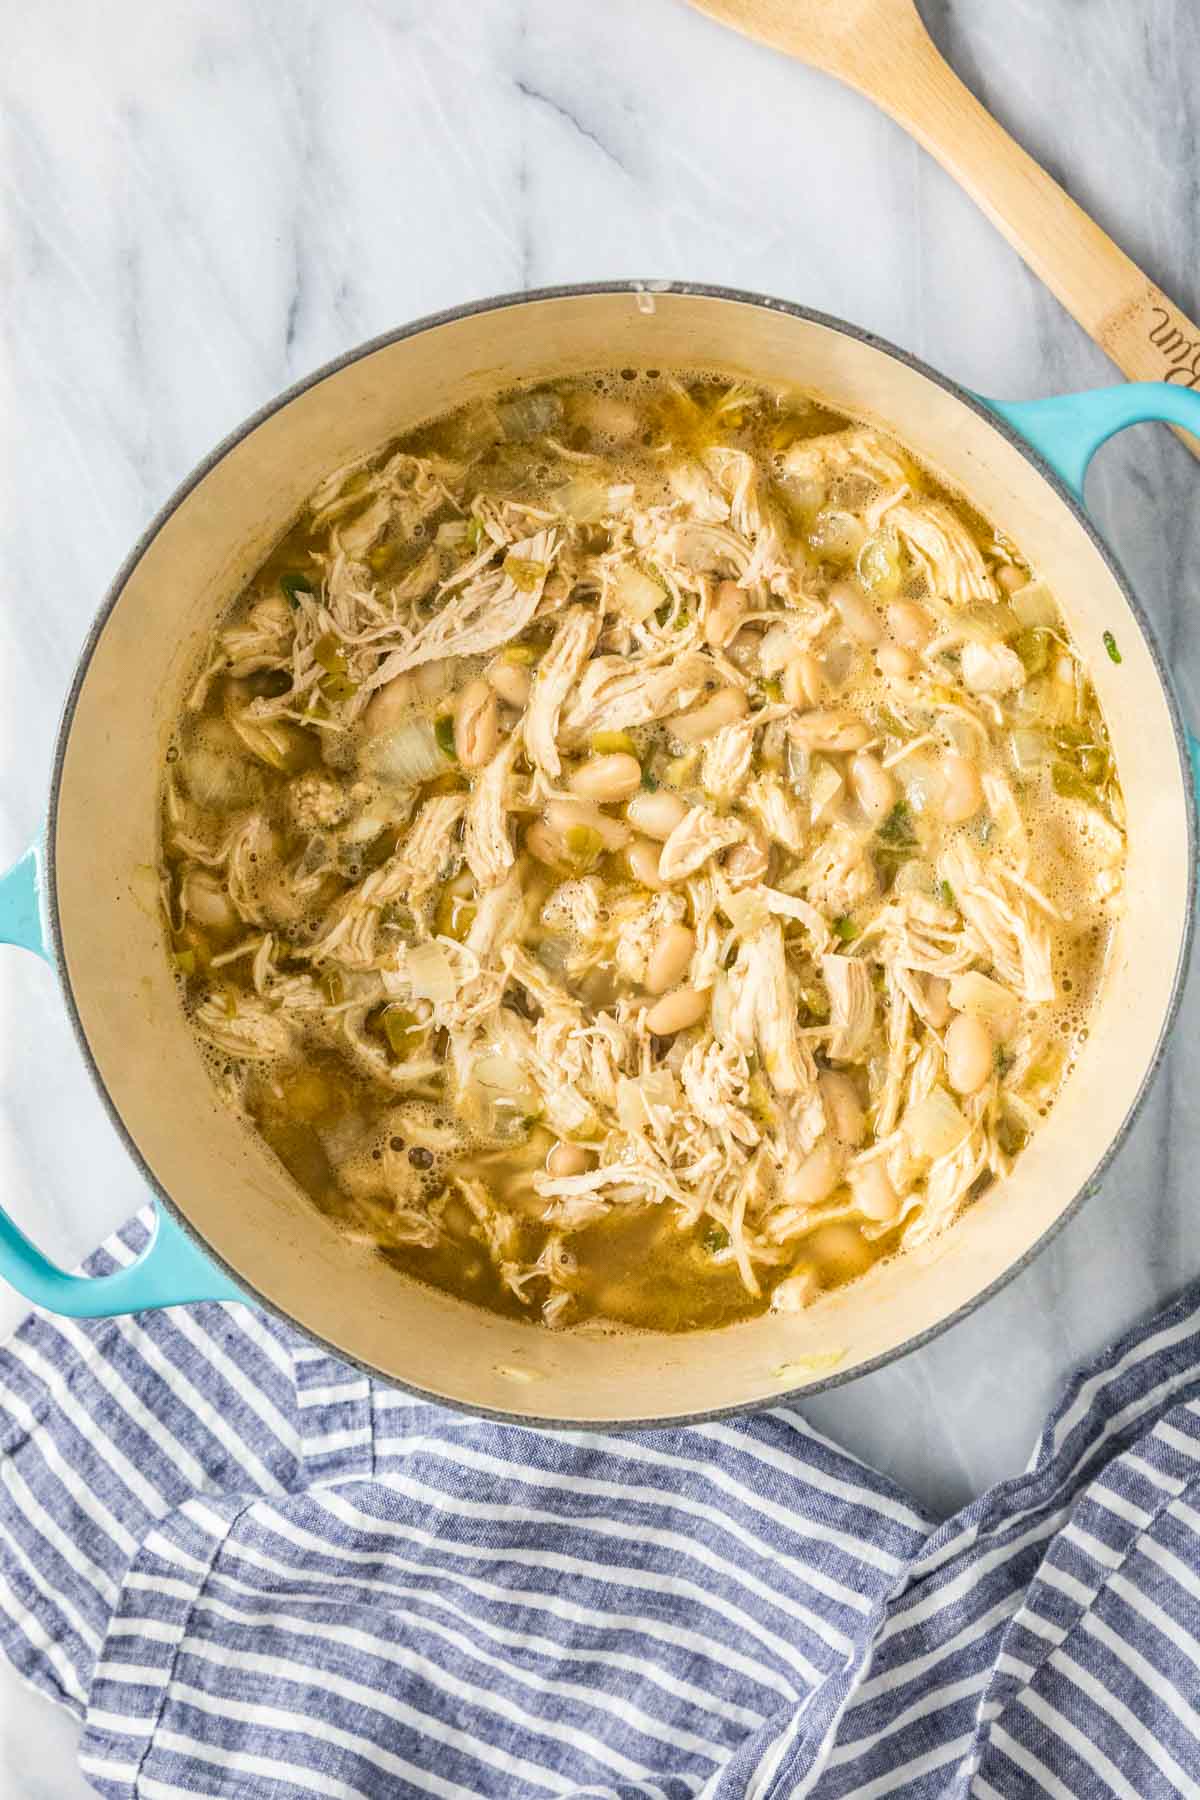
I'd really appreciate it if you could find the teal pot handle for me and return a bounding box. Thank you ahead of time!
[0,842,244,1315]
[985,381,1200,501]
[986,380,1200,787]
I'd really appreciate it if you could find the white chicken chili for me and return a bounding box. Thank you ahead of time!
[160,371,1125,1332]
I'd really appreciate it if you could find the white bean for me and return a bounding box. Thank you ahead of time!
[876,643,915,679]
[820,1071,865,1147]
[644,986,709,1036]
[627,836,667,889]
[787,709,872,753]
[945,1012,994,1095]
[887,600,933,650]
[782,652,825,709]
[852,1160,900,1223]
[829,578,882,646]
[454,679,500,769]
[849,751,896,826]
[546,1141,591,1178]
[995,563,1025,593]
[671,686,749,743]
[626,789,688,840]
[646,924,696,995]
[704,579,747,648]
[569,752,643,804]
[784,1139,843,1209]
[938,752,984,824]
[487,660,531,708]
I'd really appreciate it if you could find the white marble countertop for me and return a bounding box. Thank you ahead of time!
[2,0,1200,1790]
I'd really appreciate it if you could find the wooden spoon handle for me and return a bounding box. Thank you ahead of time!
[855,13,1200,444]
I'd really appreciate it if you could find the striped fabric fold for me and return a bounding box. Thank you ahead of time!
[1,1209,1199,1796]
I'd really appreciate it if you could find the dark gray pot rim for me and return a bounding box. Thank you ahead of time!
[44,279,1197,1431]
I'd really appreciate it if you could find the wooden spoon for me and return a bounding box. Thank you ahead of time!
[686,0,1200,452]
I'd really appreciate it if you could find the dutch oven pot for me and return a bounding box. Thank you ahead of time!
[1,284,1197,1425]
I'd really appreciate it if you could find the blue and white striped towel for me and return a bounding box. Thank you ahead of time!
[2,1209,1200,1797]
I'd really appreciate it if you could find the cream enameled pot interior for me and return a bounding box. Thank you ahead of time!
[52,289,1192,1421]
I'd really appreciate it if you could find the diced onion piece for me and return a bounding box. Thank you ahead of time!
[470,1053,542,1133]
[947,972,1020,1040]
[808,507,866,564]
[1016,657,1078,728]
[554,477,609,524]
[892,858,936,898]
[368,718,448,786]
[609,563,663,623]
[182,743,261,811]
[961,640,1024,695]
[942,600,1019,644]
[1020,1035,1066,1098]
[404,940,458,1004]
[709,971,733,1041]
[474,1053,538,1100]
[822,640,857,687]
[616,1070,680,1134]
[856,532,903,597]
[1010,728,1050,772]
[903,1084,969,1160]
[229,714,303,773]
[809,758,844,824]
[1011,579,1059,629]
[723,888,770,939]
[497,389,563,440]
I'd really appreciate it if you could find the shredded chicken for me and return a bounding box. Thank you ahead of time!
[941,842,1056,1005]
[464,731,523,890]
[193,993,295,1062]
[823,954,875,1062]
[560,650,711,744]
[363,529,560,684]
[525,606,602,777]
[888,501,996,605]
[730,926,820,1113]
[658,806,745,882]
[702,720,756,803]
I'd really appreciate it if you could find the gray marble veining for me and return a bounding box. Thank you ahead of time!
[2,0,1200,1787]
